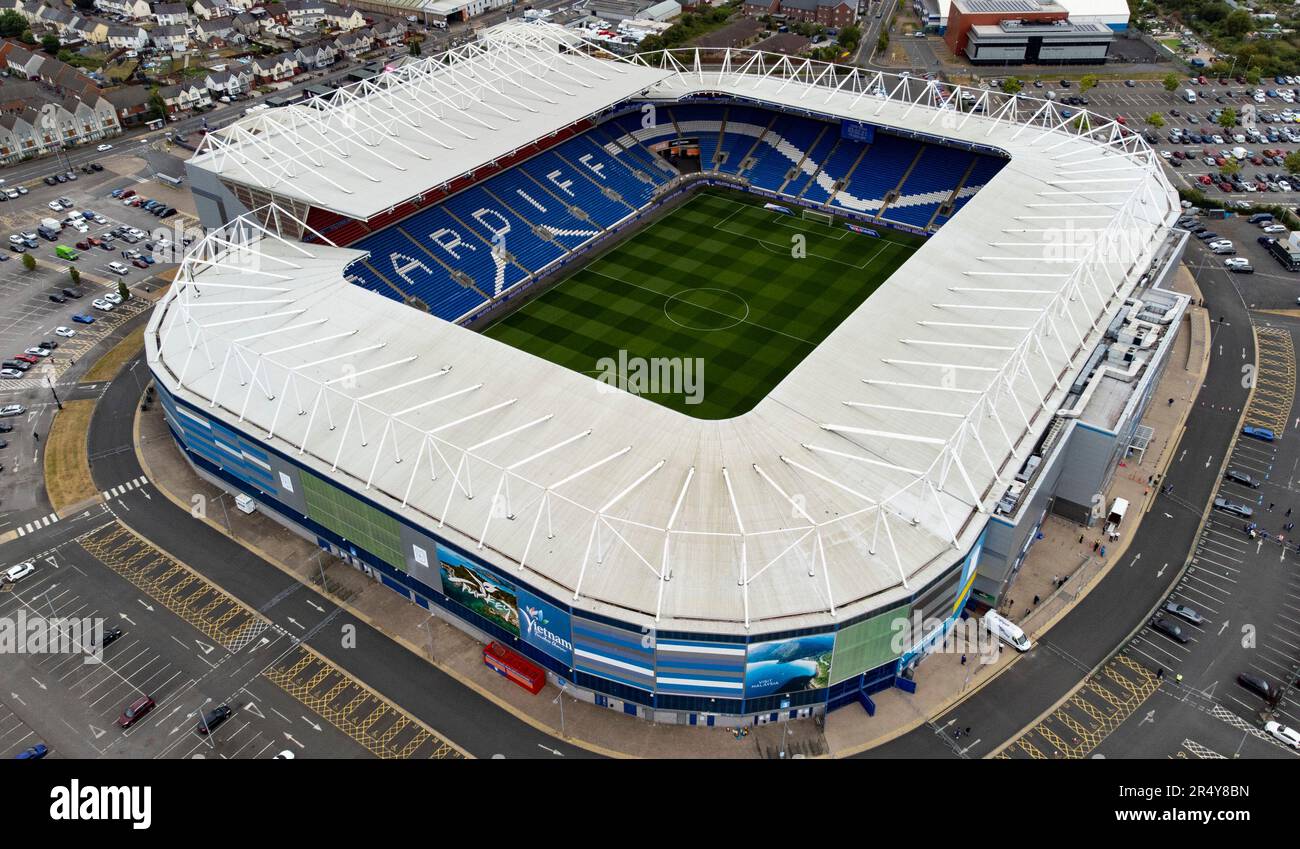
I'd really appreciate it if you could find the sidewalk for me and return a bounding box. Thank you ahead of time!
[133,272,1210,758]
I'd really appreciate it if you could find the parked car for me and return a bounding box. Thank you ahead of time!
[14,743,48,759]
[71,314,95,324]
[53,326,75,337]
[91,298,114,312]
[1163,602,1204,625]
[2,561,35,583]
[1225,468,1260,488]
[195,704,232,735]
[1213,497,1253,518]
[1238,672,1277,701]
[117,695,156,729]
[1265,720,1300,748]
[48,293,66,303]
[1150,617,1190,643]
[1243,425,1275,442]
[0,404,25,417]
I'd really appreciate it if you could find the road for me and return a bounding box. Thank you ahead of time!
[84,348,599,759]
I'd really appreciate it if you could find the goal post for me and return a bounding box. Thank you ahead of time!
[801,208,834,227]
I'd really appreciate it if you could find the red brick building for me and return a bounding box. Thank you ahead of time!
[743,0,856,28]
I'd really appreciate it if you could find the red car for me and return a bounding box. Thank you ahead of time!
[1252,156,1264,165]
[121,188,136,199]
[1199,175,1213,185]
[75,240,89,250]
[1219,181,1234,191]
[132,257,149,269]
[14,354,38,364]
[117,695,155,728]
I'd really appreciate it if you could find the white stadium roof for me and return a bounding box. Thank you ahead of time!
[161,28,1176,634]
[190,23,673,220]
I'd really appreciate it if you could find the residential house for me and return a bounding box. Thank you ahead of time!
[369,17,404,46]
[153,2,192,26]
[322,2,364,30]
[195,15,236,40]
[106,24,148,50]
[744,0,855,26]
[72,18,111,44]
[150,24,191,52]
[334,28,369,57]
[295,39,336,68]
[3,45,45,79]
[252,51,297,82]
[0,110,40,164]
[261,2,290,26]
[104,84,150,125]
[204,66,251,98]
[158,81,211,113]
[94,0,153,19]
[232,11,259,35]
[192,0,222,18]
[284,0,325,25]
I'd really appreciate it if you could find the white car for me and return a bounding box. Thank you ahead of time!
[71,222,88,234]
[273,750,295,759]
[23,347,50,358]
[97,143,113,152]
[91,298,114,311]
[0,369,22,379]
[0,404,24,416]
[1208,240,1233,250]
[1263,223,1288,234]
[1281,180,1293,192]
[1224,257,1251,269]
[47,200,63,212]
[2,562,34,583]
[104,291,122,304]
[1265,720,1300,748]
[107,261,129,275]
[54,326,75,338]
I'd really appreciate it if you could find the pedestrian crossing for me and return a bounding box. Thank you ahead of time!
[14,511,59,537]
[101,475,148,502]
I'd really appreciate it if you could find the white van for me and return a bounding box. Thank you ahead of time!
[983,611,1032,652]
[1183,88,1197,103]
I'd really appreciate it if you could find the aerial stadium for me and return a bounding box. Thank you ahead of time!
[150,21,1188,725]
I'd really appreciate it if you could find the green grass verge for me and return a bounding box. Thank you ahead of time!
[483,189,923,419]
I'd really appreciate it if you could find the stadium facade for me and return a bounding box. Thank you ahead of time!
[156,22,1183,725]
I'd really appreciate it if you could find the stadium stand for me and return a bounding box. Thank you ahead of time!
[342,102,1007,323]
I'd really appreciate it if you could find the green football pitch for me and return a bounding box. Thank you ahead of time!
[482,189,925,420]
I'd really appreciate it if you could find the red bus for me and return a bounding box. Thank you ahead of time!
[483,642,545,695]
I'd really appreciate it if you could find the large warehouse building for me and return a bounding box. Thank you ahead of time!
[913,0,1129,34]
[160,22,1180,725]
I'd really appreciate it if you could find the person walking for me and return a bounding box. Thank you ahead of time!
[960,654,967,666]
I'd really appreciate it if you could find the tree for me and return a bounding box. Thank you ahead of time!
[68,267,80,286]
[1246,69,1261,85]
[1147,112,1165,128]
[1163,72,1180,94]
[1080,74,1098,93]
[148,88,166,123]
[21,253,35,272]
[1002,76,1022,95]
[408,38,421,56]
[40,33,59,54]
[1221,158,1240,177]
[837,24,861,51]
[20,29,36,45]
[0,10,25,38]
[1224,9,1252,38]
[1219,107,1237,130]
[118,279,130,302]
[1285,151,1300,174]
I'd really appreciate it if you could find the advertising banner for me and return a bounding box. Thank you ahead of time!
[517,589,573,666]
[435,544,519,637]
[744,634,834,698]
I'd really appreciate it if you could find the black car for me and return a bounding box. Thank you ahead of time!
[2,361,30,372]
[62,288,83,299]
[1238,672,1277,701]
[196,704,232,735]
[1225,469,1260,488]
[8,244,24,253]
[0,423,13,433]
[90,162,103,172]
[97,626,123,649]
[48,293,66,304]
[43,175,57,186]
[1151,617,1189,643]
[39,340,57,350]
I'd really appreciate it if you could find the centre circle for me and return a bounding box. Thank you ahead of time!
[662,288,750,331]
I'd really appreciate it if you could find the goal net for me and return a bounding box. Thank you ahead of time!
[801,209,834,227]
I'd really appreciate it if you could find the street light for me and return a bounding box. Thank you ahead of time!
[553,682,567,739]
